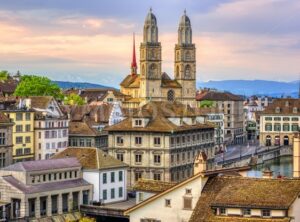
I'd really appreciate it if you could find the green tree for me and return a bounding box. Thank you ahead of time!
[14,75,63,99]
[0,70,9,81]
[64,93,85,105]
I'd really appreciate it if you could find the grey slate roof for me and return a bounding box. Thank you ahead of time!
[3,176,90,194]
[3,158,81,172]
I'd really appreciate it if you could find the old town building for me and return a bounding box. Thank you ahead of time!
[0,112,14,168]
[196,89,245,145]
[0,158,93,220]
[28,96,69,160]
[3,101,35,163]
[126,153,300,222]
[259,98,300,146]
[106,101,215,187]
[53,147,128,204]
[120,9,196,108]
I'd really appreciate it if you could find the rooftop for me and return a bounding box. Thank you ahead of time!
[189,175,300,222]
[261,98,300,116]
[196,90,243,101]
[3,176,90,194]
[52,147,128,170]
[3,157,81,172]
[133,179,176,193]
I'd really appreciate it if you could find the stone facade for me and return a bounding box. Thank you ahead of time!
[120,9,196,108]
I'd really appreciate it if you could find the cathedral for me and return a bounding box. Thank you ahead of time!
[120,9,196,108]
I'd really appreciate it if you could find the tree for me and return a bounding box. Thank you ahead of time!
[0,70,9,81]
[14,75,63,99]
[64,93,85,105]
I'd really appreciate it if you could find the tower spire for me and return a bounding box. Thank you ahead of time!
[131,33,137,75]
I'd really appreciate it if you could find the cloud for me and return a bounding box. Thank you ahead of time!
[0,0,299,86]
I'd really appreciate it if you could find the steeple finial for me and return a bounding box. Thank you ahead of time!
[150,7,152,13]
[131,33,137,76]
[184,9,186,15]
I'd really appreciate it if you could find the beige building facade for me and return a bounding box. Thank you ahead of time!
[120,9,196,108]
[106,102,215,188]
[259,99,299,146]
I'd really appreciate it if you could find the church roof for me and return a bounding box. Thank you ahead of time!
[120,74,140,88]
[161,72,182,88]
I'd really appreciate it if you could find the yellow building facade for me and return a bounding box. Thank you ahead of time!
[4,110,35,162]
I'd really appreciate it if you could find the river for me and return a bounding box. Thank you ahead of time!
[247,155,293,178]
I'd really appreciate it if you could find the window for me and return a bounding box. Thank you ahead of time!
[24,148,31,155]
[243,208,251,216]
[111,172,115,183]
[25,124,31,132]
[135,137,142,145]
[45,131,50,139]
[274,117,281,121]
[135,119,142,126]
[0,153,5,168]
[86,139,92,147]
[265,117,272,121]
[117,136,124,145]
[16,125,23,132]
[103,173,107,184]
[167,90,175,102]
[26,113,31,120]
[154,155,161,164]
[103,190,107,200]
[16,148,23,156]
[265,124,272,131]
[165,199,171,207]
[283,124,290,131]
[154,137,161,145]
[16,136,23,144]
[183,197,192,210]
[135,154,142,163]
[16,113,23,121]
[220,208,226,215]
[292,117,299,121]
[79,139,85,147]
[25,136,31,143]
[0,133,6,145]
[262,209,270,217]
[153,173,161,181]
[283,117,290,121]
[292,124,299,131]
[186,189,192,195]
[111,188,115,199]
[118,171,123,181]
[135,172,142,181]
[117,153,124,161]
[274,124,281,131]
[118,187,123,198]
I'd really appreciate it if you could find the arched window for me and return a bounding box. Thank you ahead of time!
[141,65,145,76]
[167,90,175,102]
[176,66,180,78]
[176,52,180,61]
[151,27,156,42]
[184,65,191,78]
[283,136,289,146]
[185,51,191,60]
[149,63,157,78]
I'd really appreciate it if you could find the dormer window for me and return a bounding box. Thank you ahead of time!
[275,107,281,113]
[262,209,270,217]
[293,107,298,113]
[135,119,142,126]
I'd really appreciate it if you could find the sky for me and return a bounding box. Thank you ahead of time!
[0,0,299,87]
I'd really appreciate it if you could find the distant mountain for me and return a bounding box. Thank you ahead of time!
[198,80,299,98]
[53,81,112,89]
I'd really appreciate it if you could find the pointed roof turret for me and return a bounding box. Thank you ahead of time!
[131,33,137,76]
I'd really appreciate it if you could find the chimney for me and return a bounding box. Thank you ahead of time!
[193,151,207,175]
[25,98,31,109]
[262,167,273,179]
[293,133,300,178]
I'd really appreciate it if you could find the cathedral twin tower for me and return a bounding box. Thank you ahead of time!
[120,9,196,108]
